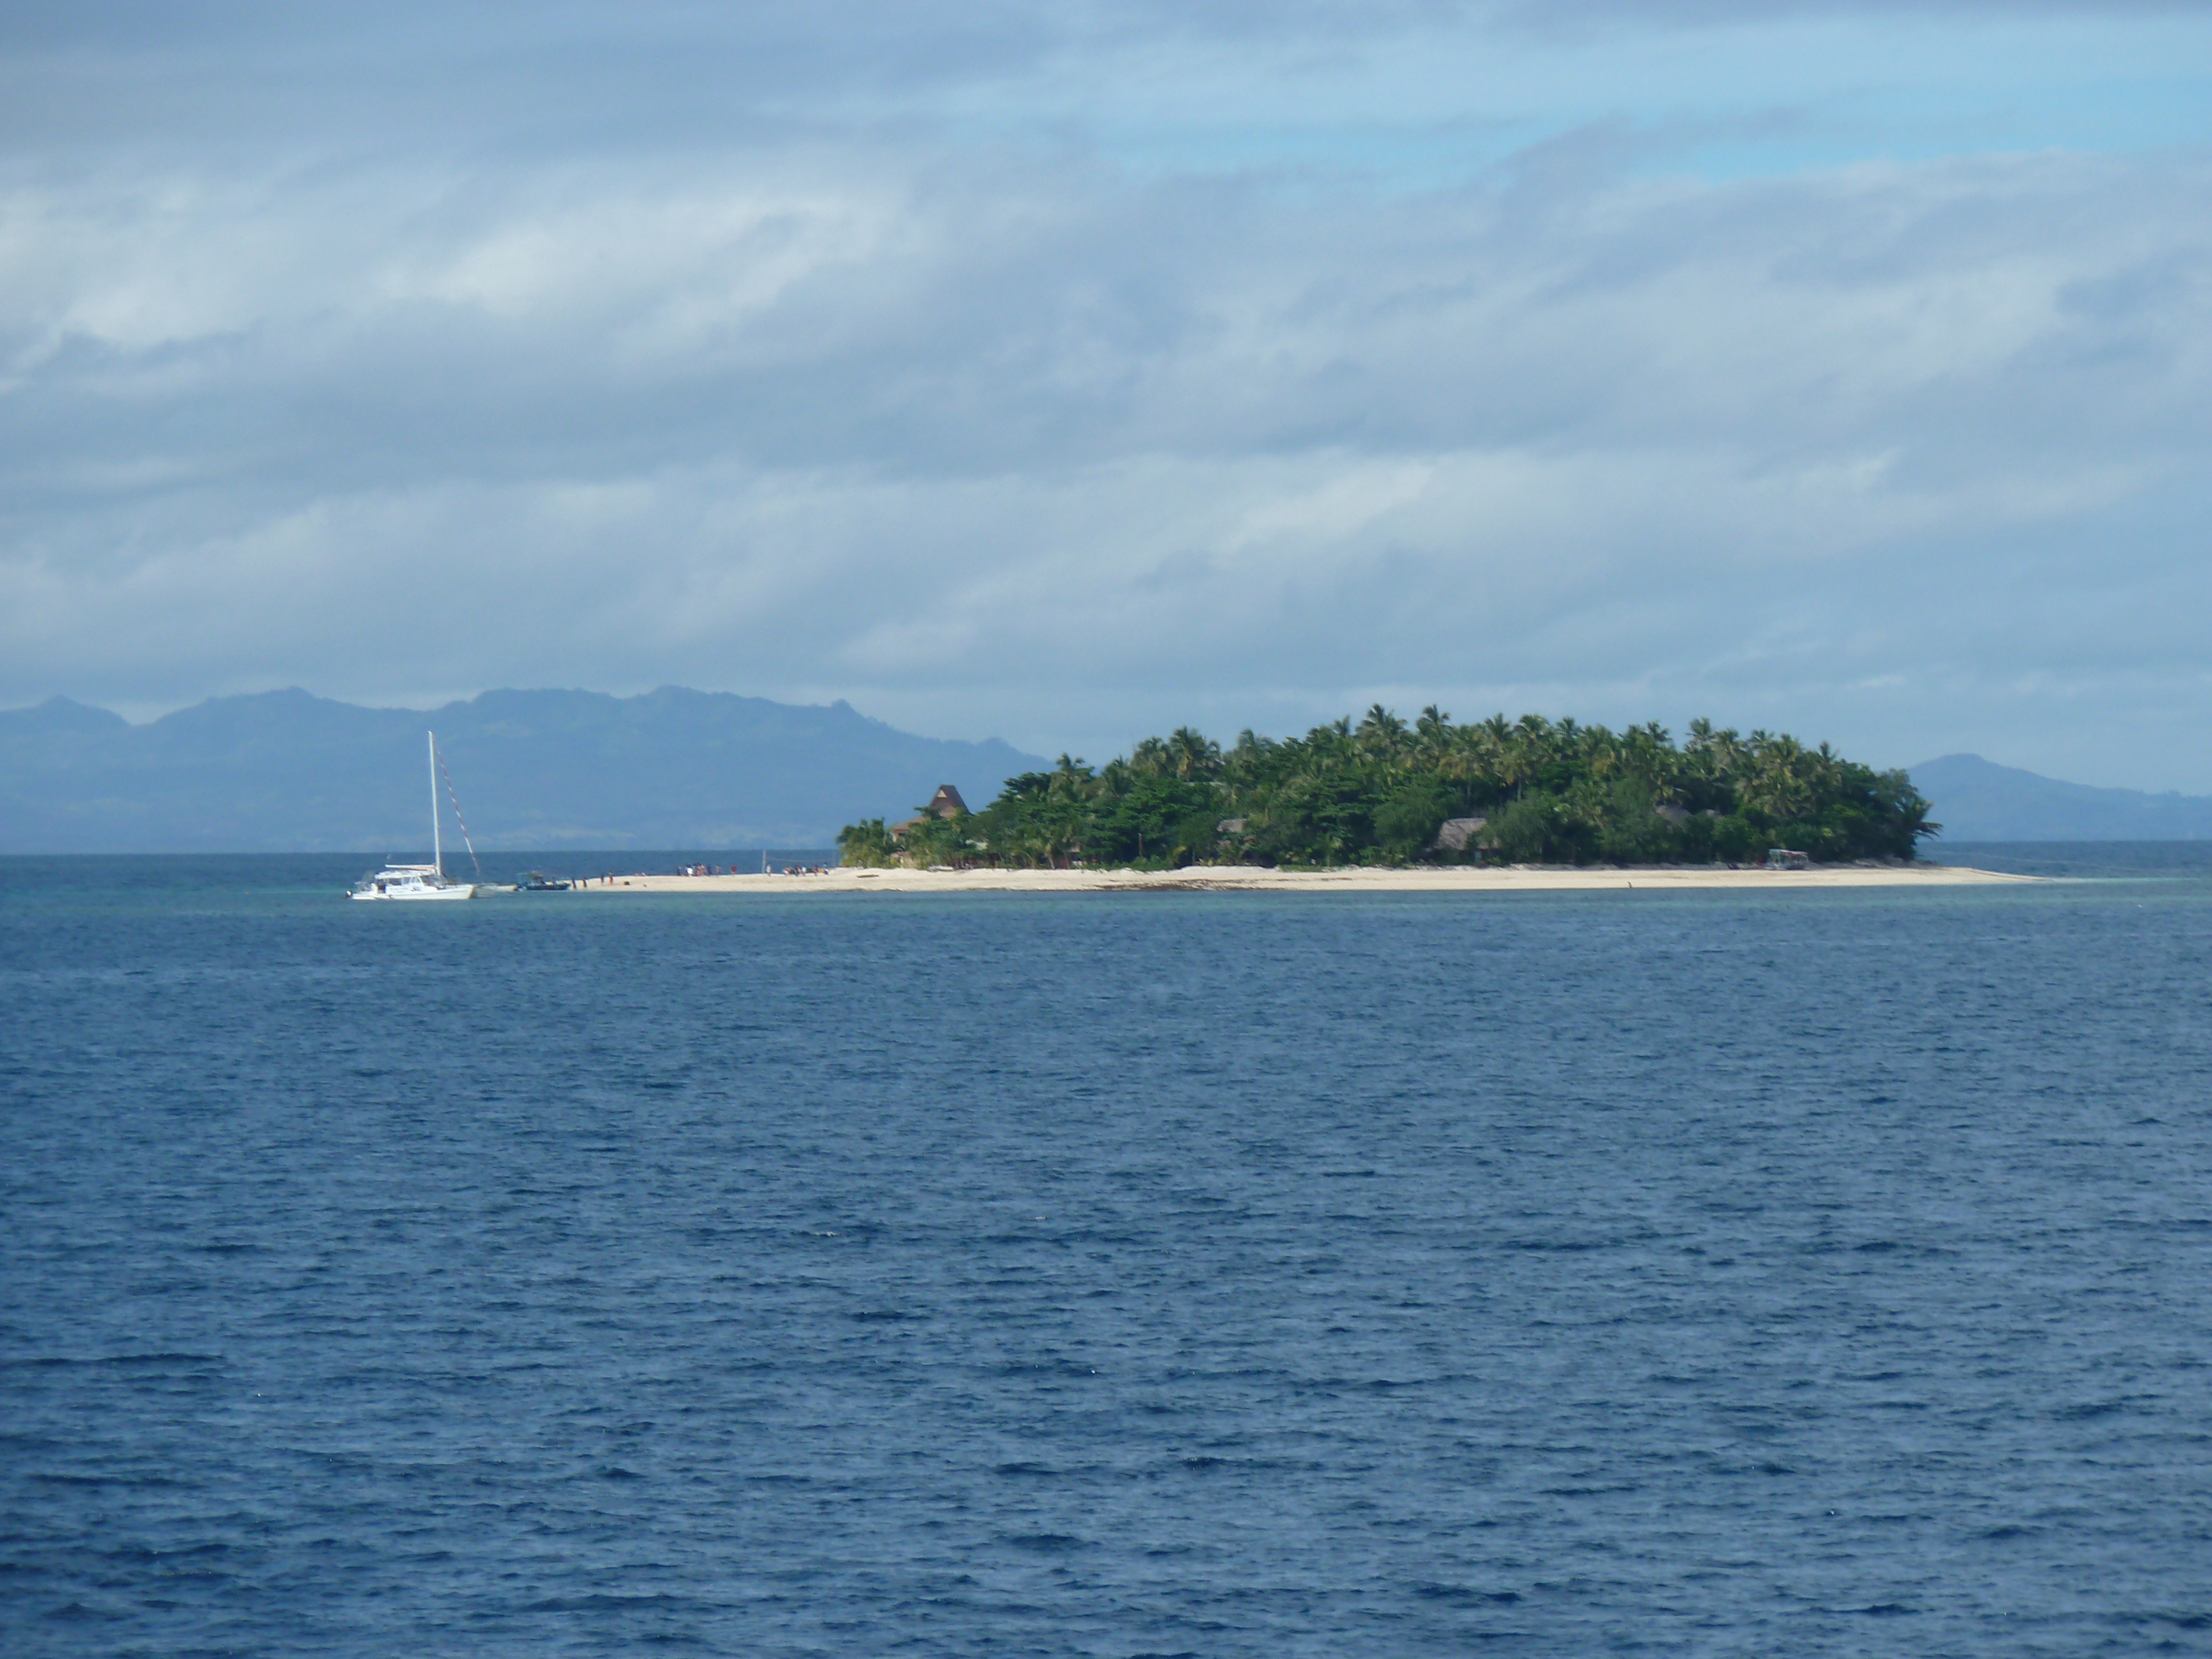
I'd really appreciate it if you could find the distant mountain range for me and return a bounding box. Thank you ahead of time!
[0,687,1045,853]
[1909,753,2212,842]
[2,695,2201,852]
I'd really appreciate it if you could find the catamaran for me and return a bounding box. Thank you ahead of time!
[349,732,479,901]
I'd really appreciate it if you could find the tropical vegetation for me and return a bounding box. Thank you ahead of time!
[837,707,1937,869]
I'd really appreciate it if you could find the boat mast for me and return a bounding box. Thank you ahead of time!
[427,731,442,875]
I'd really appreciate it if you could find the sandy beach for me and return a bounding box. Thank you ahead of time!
[556,863,2033,895]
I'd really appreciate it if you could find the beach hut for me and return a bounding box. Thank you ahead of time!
[893,785,972,841]
[1432,816,1489,853]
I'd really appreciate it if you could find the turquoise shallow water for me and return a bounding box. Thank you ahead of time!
[4,854,2212,1656]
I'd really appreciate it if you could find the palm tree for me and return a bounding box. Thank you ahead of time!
[1414,704,1452,763]
[1050,754,1094,799]
[1166,726,1222,780]
[1494,717,1547,800]
[1357,703,1408,761]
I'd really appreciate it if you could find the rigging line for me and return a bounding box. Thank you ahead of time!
[434,744,484,881]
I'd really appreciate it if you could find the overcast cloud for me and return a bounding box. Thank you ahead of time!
[4,2,2210,785]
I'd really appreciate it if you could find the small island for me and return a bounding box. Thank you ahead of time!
[837,707,1941,873]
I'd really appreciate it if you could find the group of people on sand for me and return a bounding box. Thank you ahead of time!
[669,862,833,877]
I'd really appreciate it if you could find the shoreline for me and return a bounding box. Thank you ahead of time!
[550,863,2037,895]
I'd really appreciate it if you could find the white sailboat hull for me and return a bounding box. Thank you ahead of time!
[349,879,476,901]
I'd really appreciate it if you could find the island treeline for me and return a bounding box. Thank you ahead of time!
[838,708,1937,870]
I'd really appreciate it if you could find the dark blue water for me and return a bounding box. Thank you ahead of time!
[6,855,2212,1656]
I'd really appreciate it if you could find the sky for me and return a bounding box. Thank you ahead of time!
[3,1,2210,788]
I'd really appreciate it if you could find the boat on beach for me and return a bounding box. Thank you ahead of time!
[349,732,478,901]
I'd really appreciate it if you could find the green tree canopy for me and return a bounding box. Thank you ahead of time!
[849,709,1937,870]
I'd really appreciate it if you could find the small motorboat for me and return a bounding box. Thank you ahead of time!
[518,871,572,891]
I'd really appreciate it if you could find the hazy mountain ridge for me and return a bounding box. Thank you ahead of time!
[0,687,1044,853]
[1910,753,2212,842]
[4,701,2198,852]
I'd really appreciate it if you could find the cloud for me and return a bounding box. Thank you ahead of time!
[2,4,2210,786]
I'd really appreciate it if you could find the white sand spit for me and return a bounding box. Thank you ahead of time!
[562,864,2032,895]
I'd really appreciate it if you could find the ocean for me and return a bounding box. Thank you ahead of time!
[5,850,2212,1656]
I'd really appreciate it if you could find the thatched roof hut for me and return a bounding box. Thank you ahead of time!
[1433,816,1488,853]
